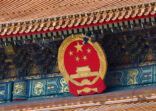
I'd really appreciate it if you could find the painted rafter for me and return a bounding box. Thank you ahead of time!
[0,2,155,37]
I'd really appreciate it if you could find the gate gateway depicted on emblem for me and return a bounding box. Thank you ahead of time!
[58,34,107,96]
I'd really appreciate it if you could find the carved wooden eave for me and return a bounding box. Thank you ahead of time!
[0,86,156,111]
[0,1,155,38]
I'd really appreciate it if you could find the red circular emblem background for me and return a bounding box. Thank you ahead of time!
[64,40,100,75]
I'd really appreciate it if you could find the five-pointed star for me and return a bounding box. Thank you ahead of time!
[69,51,73,56]
[83,56,87,61]
[75,42,83,52]
[87,48,91,53]
[76,56,80,62]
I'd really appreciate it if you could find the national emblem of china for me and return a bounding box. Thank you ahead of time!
[58,34,107,96]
